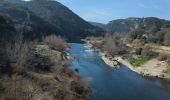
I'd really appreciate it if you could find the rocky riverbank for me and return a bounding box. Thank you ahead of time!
[84,39,170,80]
[102,56,120,68]
[103,55,170,79]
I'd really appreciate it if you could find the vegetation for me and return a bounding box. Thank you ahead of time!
[157,53,169,61]
[106,17,170,33]
[129,56,149,67]
[164,32,170,45]
[0,0,104,41]
[43,35,68,51]
[0,35,91,100]
[103,34,128,56]
[167,56,170,67]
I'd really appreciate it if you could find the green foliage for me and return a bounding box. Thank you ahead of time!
[130,56,149,67]
[110,48,120,56]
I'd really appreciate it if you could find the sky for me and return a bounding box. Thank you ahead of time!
[24,0,170,24]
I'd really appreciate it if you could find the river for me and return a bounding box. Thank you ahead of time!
[70,43,170,100]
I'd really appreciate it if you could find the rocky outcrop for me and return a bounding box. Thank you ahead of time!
[102,56,120,68]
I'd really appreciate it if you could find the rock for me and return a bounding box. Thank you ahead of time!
[75,68,79,73]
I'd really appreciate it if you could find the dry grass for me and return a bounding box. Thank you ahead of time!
[132,39,145,48]
[0,35,91,100]
[0,76,40,100]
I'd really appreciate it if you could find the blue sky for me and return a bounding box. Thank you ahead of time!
[25,0,170,24]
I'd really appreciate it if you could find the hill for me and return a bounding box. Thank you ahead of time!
[106,17,170,33]
[88,21,106,29]
[0,0,103,41]
[0,15,16,43]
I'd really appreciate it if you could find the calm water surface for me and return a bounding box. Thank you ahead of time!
[70,43,170,100]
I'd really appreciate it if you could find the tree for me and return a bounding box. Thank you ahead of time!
[128,29,145,40]
[164,32,170,45]
[103,34,119,56]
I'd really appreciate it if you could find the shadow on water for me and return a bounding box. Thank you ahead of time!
[70,43,170,100]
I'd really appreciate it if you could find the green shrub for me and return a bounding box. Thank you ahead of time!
[130,56,149,67]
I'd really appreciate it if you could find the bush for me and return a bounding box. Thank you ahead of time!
[128,29,145,40]
[157,53,168,61]
[166,56,170,66]
[142,45,158,58]
[164,32,170,46]
[0,77,38,100]
[43,35,67,51]
[135,48,143,55]
[0,35,36,75]
[132,39,145,48]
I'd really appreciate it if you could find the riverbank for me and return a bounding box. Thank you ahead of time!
[102,55,170,79]
[0,38,91,100]
[102,56,120,68]
[70,43,170,100]
[84,39,170,80]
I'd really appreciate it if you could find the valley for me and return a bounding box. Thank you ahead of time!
[0,0,170,100]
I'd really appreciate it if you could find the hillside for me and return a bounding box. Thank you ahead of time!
[0,15,16,42]
[0,1,62,40]
[106,17,170,33]
[88,21,106,29]
[0,0,103,41]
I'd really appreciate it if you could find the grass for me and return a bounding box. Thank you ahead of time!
[130,56,149,67]
[36,45,62,61]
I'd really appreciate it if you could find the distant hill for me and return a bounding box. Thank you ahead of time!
[88,21,106,29]
[0,0,103,41]
[106,17,170,33]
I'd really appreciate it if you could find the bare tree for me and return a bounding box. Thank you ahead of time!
[43,35,68,51]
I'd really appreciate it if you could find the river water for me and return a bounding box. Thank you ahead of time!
[70,43,170,100]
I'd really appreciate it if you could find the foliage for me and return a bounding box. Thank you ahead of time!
[130,56,149,67]
[106,17,170,33]
[0,0,104,41]
[128,29,145,40]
